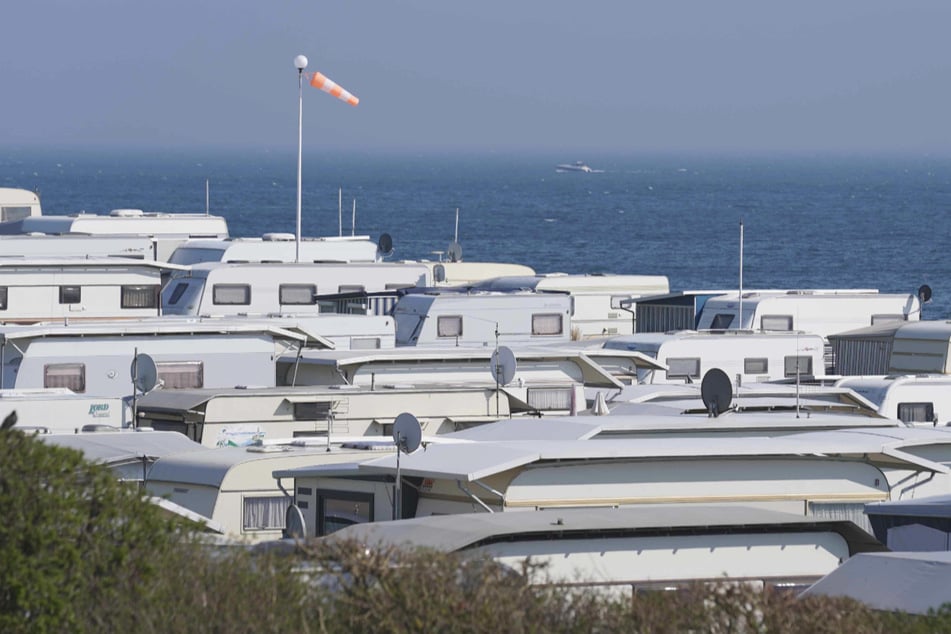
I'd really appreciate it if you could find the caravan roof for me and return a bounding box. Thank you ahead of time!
[168,235,382,265]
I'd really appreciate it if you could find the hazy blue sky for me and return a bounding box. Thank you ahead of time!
[4,1,951,154]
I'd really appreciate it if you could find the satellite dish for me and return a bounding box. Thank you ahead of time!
[283,504,306,539]
[447,241,462,263]
[918,284,933,304]
[377,233,394,257]
[392,412,422,454]
[700,368,733,418]
[131,353,158,393]
[490,346,517,387]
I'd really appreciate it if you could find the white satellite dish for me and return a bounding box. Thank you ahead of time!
[131,352,158,393]
[393,412,422,454]
[490,346,517,387]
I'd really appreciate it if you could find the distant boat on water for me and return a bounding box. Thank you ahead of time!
[555,161,601,173]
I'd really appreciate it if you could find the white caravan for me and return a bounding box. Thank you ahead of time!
[0,188,42,221]
[0,388,127,431]
[394,291,573,347]
[161,262,430,318]
[0,235,159,260]
[0,209,229,261]
[696,290,921,337]
[0,317,334,397]
[470,273,670,338]
[0,257,184,323]
[600,330,826,384]
[168,234,384,266]
[835,374,951,427]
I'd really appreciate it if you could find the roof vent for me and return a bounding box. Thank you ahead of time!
[262,232,295,241]
[110,209,144,217]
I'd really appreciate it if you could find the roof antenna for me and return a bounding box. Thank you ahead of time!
[351,199,356,236]
[205,179,210,216]
[738,219,744,327]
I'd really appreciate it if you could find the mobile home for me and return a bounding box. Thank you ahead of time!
[601,330,826,384]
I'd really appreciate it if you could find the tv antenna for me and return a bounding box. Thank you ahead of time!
[700,367,732,418]
[130,349,158,428]
[490,345,517,418]
[392,412,422,521]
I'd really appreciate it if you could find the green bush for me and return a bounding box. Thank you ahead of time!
[3,427,951,633]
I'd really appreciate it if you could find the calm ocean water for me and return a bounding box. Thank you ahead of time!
[3,148,951,318]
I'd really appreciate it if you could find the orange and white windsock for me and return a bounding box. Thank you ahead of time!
[309,71,359,106]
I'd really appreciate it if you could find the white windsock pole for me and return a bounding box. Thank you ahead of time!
[294,54,308,264]
[739,220,744,327]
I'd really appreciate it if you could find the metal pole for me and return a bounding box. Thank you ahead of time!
[294,56,308,263]
[739,220,744,328]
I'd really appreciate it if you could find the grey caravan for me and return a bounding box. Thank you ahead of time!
[162,262,430,318]
[393,290,573,347]
[0,317,332,398]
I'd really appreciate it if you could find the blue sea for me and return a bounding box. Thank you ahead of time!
[3,148,951,318]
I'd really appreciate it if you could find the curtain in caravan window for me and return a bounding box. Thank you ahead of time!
[44,363,85,392]
[243,496,289,531]
[897,402,935,425]
[156,361,204,389]
[527,387,572,411]
[532,313,563,336]
[121,285,159,309]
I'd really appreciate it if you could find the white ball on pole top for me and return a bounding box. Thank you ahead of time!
[294,55,308,70]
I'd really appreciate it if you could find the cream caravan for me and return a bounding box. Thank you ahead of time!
[0,188,42,222]
[167,234,383,266]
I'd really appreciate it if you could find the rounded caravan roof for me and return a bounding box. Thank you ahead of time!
[0,187,41,207]
[892,320,951,343]
[471,273,669,295]
[168,235,381,265]
[6,212,228,238]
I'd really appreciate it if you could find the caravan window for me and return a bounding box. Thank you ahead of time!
[338,285,365,294]
[44,363,85,392]
[293,402,332,421]
[437,315,463,338]
[350,337,382,350]
[59,286,81,305]
[667,358,701,380]
[279,284,316,305]
[317,490,374,536]
[121,285,159,309]
[784,355,813,377]
[532,313,564,336]
[527,387,573,411]
[168,282,189,305]
[212,284,251,305]
[242,496,289,531]
[897,402,935,425]
[744,358,769,374]
[156,361,203,389]
[761,315,793,331]
[710,313,734,329]
[0,286,7,310]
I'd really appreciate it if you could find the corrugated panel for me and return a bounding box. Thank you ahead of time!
[636,305,694,333]
[833,338,892,376]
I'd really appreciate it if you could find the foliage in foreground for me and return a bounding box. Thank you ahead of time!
[2,428,951,633]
